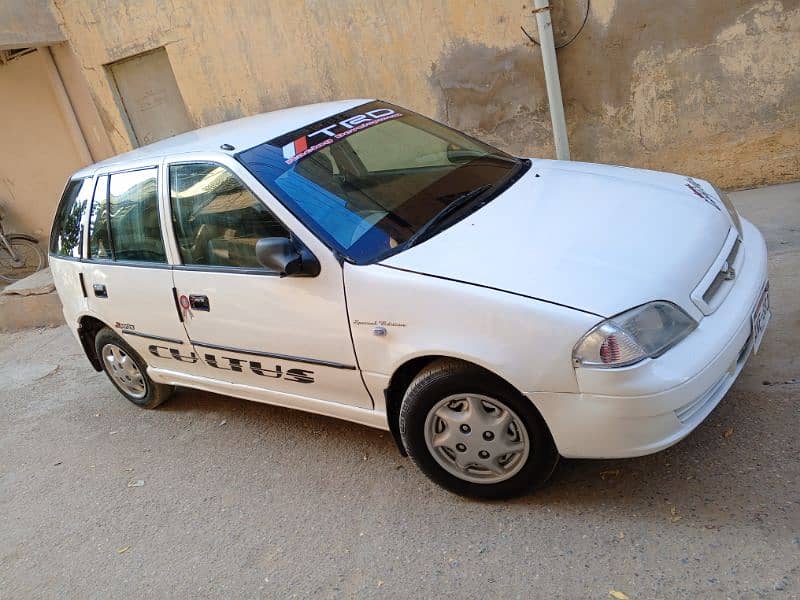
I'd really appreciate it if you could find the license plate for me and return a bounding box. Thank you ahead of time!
[751,283,770,354]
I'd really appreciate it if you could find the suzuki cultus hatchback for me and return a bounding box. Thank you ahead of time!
[50,100,770,498]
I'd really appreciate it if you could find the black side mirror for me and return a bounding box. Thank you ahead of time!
[255,237,320,277]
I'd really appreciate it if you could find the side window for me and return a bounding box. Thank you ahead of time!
[50,178,92,258]
[108,168,166,263]
[169,162,290,269]
[88,175,112,259]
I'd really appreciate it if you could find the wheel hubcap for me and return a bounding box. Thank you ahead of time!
[101,343,146,399]
[424,394,530,484]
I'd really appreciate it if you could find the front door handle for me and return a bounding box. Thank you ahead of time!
[189,294,210,311]
[93,283,108,298]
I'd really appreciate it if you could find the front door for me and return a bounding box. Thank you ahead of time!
[166,160,372,409]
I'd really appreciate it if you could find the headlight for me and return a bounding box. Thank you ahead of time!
[572,301,698,368]
[711,184,742,236]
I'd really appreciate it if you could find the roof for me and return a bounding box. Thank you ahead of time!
[73,98,371,178]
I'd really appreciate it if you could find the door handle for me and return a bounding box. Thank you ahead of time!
[189,294,210,311]
[93,283,108,298]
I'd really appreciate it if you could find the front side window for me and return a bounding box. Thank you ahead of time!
[108,168,166,263]
[169,162,290,269]
[50,178,92,258]
[236,101,525,264]
[88,175,111,259]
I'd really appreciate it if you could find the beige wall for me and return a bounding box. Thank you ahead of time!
[0,0,64,49]
[0,49,88,239]
[50,0,800,189]
[51,42,115,161]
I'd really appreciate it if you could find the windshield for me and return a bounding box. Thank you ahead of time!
[236,101,525,264]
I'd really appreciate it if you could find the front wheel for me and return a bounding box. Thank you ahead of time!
[399,359,559,499]
[0,237,44,282]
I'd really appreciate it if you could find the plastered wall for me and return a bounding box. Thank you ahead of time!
[51,0,800,189]
[0,50,85,238]
[0,0,64,48]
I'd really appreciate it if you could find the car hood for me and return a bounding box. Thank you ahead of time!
[381,159,733,318]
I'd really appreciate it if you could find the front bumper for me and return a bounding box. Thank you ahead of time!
[528,218,769,459]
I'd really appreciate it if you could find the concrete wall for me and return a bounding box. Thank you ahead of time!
[51,42,116,162]
[0,0,64,49]
[51,0,800,189]
[0,50,86,239]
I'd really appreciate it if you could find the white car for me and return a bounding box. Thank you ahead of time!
[49,99,770,498]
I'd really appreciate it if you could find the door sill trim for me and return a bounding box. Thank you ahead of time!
[190,339,357,370]
[147,367,386,430]
[121,330,184,344]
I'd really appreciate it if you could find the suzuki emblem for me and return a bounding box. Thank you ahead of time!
[722,261,736,280]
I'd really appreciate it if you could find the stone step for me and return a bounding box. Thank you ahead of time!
[0,268,64,332]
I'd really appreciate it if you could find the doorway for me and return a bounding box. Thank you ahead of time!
[108,48,193,146]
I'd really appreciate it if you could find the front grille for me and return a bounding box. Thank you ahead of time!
[702,238,741,304]
[691,229,744,315]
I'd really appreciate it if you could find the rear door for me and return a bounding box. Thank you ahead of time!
[165,155,372,409]
[82,162,194,371]
[49,177,94,326]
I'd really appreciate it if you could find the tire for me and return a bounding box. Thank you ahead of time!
[399,358,558,499]
[0,237,44,282]
[94,327,173,409]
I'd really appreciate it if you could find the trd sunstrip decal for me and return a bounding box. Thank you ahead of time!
[281,108,401,164]
[148,345,315,383]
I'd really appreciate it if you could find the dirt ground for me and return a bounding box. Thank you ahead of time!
[1,183,798,599]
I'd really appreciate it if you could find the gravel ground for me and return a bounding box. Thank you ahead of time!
[1,183,798,599]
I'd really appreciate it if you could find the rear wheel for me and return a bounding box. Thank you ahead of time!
[0,237,44,282]
[94,327,173,409]
[399,359,558,499]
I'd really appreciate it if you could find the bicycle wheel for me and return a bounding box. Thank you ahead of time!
[0,237,44,282]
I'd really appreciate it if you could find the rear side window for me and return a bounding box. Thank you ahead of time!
[169,162,289,269]
[88,175,112,259]
[108,169,166,263]
[50,178,92,258]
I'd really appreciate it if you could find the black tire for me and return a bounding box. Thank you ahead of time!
[399,358,559,499]
[0,237,44,282]
[94,327,173,409]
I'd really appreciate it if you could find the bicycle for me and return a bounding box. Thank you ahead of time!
[0,212,45,283]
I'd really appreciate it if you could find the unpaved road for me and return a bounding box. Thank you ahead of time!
[1,184,798,598]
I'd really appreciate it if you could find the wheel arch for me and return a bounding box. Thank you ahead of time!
[384,354,533,456]
[77,314,109,371]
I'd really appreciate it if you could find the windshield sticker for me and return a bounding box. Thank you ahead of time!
[282,108,402,164]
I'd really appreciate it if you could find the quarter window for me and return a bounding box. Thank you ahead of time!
[88,175,112,259]
[50,178,92,258]
[108,168,166,263]
[169,162,290,269]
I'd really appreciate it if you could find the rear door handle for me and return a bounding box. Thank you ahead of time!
[189,294,210,311]
[93,284,108,298]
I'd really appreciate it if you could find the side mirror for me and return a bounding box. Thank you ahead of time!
[255,237,320,277]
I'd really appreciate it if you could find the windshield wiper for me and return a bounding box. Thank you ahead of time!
[401,184,493,250]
